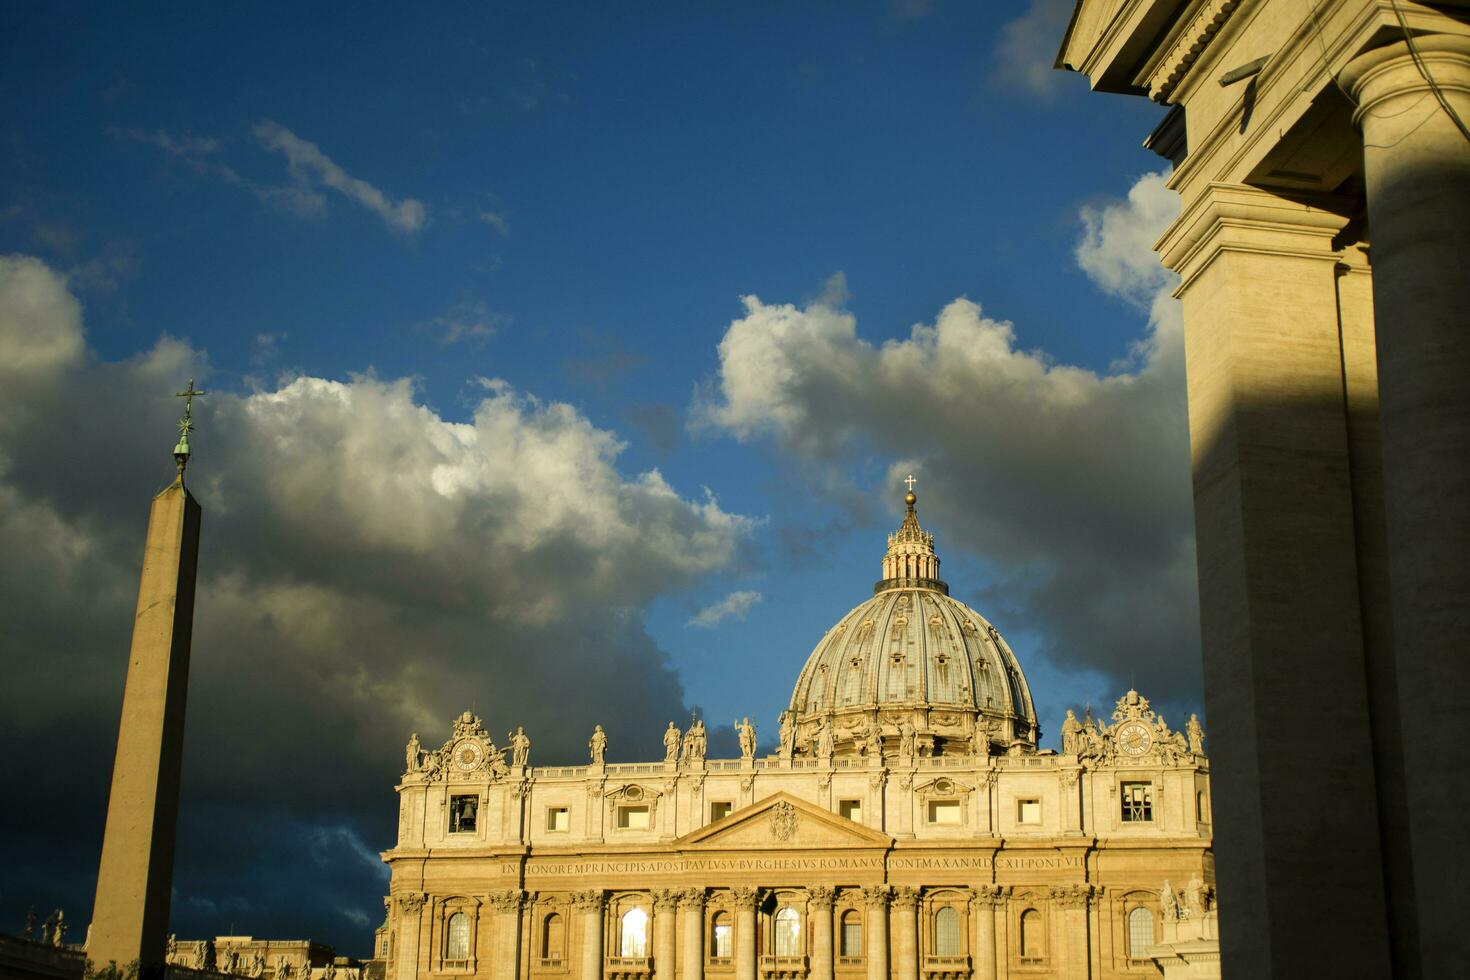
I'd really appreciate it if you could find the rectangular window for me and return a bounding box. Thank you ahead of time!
[1121,782,1153,822]
[617,804,651,829]
[840,917,863,957]
[927,800,962,825]
[839,799,863,822]
[449,794,478,833]
[711,920,732,958]
[709,801,733,822]
[1016,798,1041,824]
[546,806,569,832]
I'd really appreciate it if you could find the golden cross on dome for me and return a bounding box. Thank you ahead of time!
[904,474,917,492]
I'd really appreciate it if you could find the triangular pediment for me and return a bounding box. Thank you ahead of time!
[676,791,892,849]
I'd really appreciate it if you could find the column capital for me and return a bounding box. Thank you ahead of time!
[891,886,921,910]
[487,888,530,912]
[394,891,427,913]
[807,885,836,910]
[569,889,605,912]
[1048,883,1094,910]
[859,884,891,908]
[1157,181,1349,289]
[970,885,1008,910]
[1341,34,1470,128]
[730,886,760,908]
[653,888,681,912]
[678,888,707,911]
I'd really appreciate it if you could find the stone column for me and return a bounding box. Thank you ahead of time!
[571,890,604,980]
[808,886,835,980]
[891,887,920,980]
[488,890,526,980]
[394,893,426,980]
[1156,181,1394,976]
[859,886,890,980]
[1342,35,1470,975]
[969,886,1001,980]
[1050,885,1091,979]
[653,890,679,980]
[679,890,705,980]
[732,887,758,980]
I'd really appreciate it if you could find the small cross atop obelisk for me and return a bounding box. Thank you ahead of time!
[172,379,206,481]
[904,474,917,492]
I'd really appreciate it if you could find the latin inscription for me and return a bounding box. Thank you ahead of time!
[507,853,1081,876]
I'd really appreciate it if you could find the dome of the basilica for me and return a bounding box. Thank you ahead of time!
[785,489,1038,756]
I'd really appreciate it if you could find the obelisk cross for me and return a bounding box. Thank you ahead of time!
[173,379,207,479]
[904,474,917,492]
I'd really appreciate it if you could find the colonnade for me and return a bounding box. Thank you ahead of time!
[448,882,1088,980]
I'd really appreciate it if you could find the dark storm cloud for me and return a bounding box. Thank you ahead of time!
[0,255,750,953]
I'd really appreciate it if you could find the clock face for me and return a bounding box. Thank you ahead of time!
[453,739,484,772]
[1117,721,1153,757]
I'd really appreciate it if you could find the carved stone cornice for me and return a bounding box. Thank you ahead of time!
[569,890,605,912]
[678,888,706,911]
[653,888,681,912]
[1049,884,1094,910]
[807,885,836,911]
[1144,0,1242,103]
[891,886,921,911]
[395,892,426,913]
[486,889,528,913]
[859,885,891,908]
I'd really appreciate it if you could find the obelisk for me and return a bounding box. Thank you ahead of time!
[89,382,205,976]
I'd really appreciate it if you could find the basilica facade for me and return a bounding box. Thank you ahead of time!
[379,494,1215,979]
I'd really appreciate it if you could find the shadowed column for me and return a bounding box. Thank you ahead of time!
[732,888,757,980]
[808,886,835,980]
[572,891,604,980]
[679,890,705,980]
[860,886,889,980]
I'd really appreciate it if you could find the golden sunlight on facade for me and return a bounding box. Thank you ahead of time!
[380,494,1216,979]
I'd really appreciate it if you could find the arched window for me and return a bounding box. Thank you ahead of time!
[934,905,961,956]
[444,912,470,962]
[620,907,649,958]
[710,912,732,958]
[1128,907,1155,958]
[1019,909,1043,959]
[774,907,801,956]
[541,913,564,961]
[840,910,863,957]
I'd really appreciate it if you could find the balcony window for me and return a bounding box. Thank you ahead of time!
[710,912,732,958]
[934,906,961,956]
[444,912,469,962]
[619,907,649,957]
[774,907,801,956]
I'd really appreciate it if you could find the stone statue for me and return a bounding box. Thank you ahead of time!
[322,961,336,980]
[509,727,531,767]
[1159,880,1179,920]
[1184,873,1206,917]
[1187,713,1205,755]
[898,717,916,756]
[250,952,266,978]
[972,716,994,757]
[663,722,681,763]
[736,716,756,759]
[166,934,177,960]
[589,725,607,764]
[1060,709,1081,754]
[277,960,294,980]
[405,732,421,773]
[683,717,707,762]
[193,940,210,970]
[777,710,794,758]
[23,907,36,940]
[815,718,834,758]
[865,716,884,758]
[420,747,441,778]
[50,910,65,947]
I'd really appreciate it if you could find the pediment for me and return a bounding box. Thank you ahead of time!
[677,792,892,849]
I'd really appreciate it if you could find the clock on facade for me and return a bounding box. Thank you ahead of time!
[1116,720,1153,757]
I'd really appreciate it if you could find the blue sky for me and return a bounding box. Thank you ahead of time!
[0,0,1201,955]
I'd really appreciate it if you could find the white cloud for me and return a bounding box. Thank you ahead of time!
[688,590,763,628]
[695,172,1199,702]
[0,255,753,938]
[252,120,428,235]
[416,299,503,345]
[988,0,1079,102]
[479,210,511,237]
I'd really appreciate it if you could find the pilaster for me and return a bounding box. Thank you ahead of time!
[394,893,426,980]
[652,890,679,980]
[859,885,890,980]
[969,886,1004,980]
[731,887,758,980]
[890,887,919,980]
[679,890,705,980]
[1157,179,1393,976]
[570,890,604,980]
[487,889,527,980]
[808,886,835,980]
